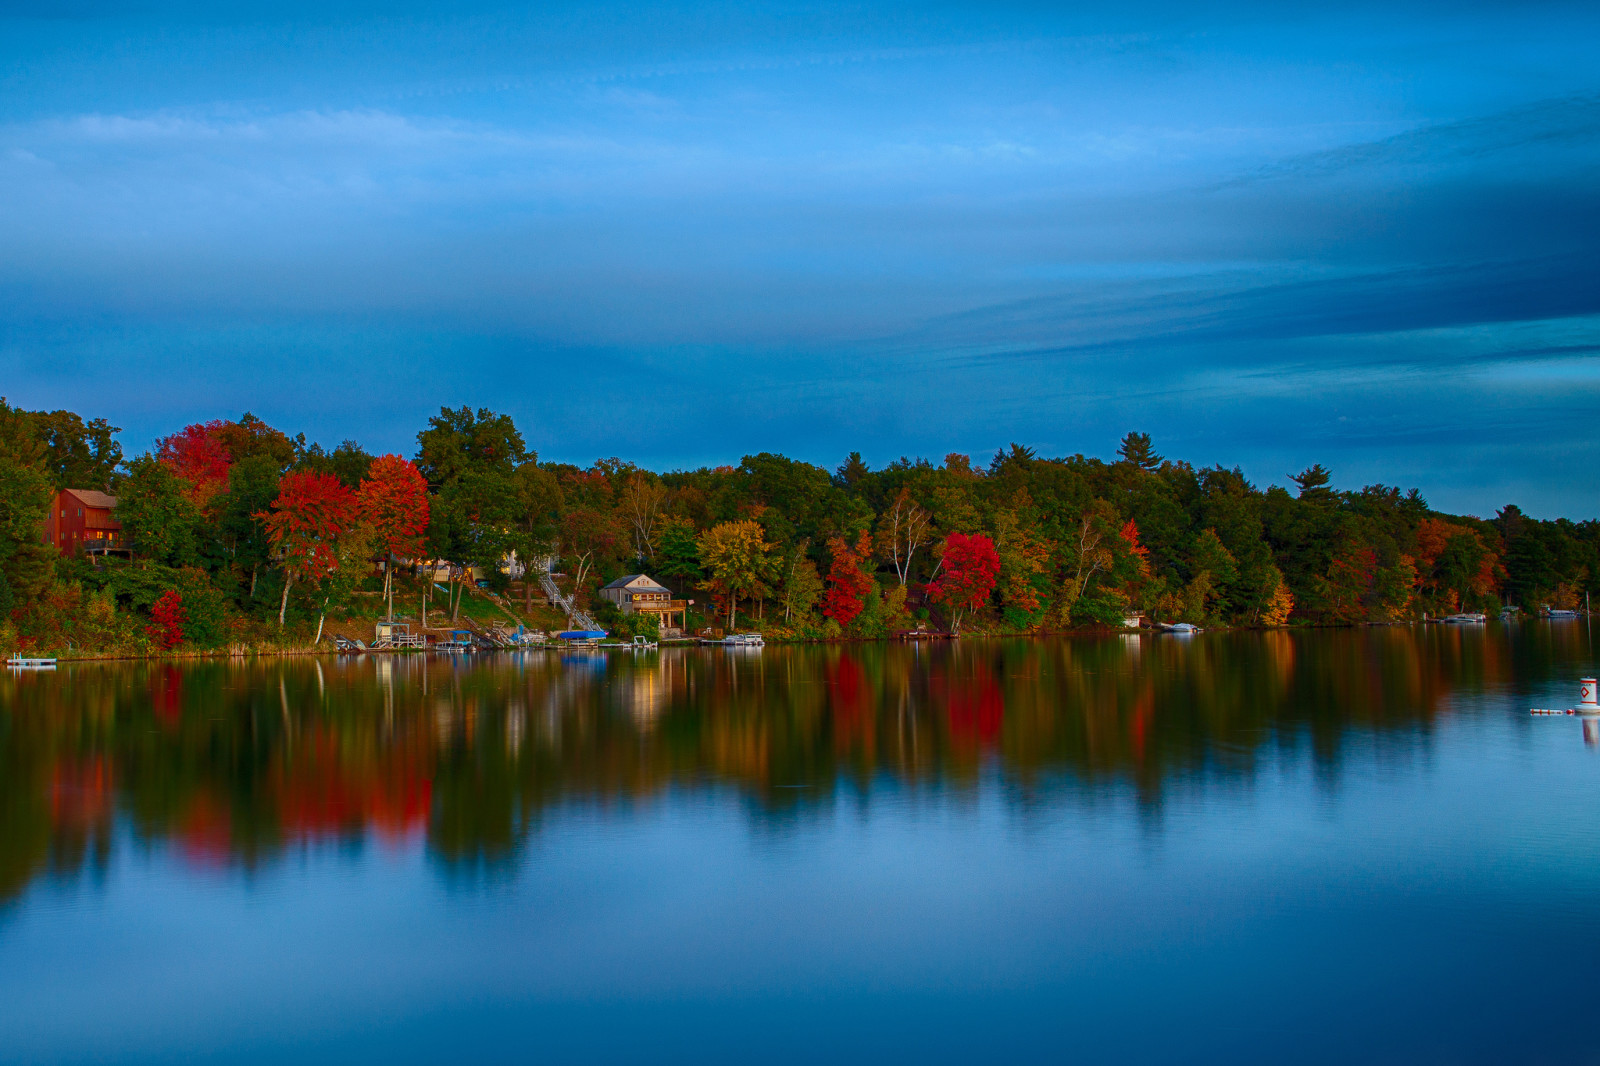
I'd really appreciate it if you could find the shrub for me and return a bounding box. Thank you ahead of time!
[146,590,187,650]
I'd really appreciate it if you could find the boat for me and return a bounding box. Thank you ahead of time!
[1441,613,1487,624]
[1546,609,1580,620]
[1158,623,1201,634]
[6,656,57,669]
[556,629,609,644]
[434,629,478,651]
[707,632,765,647]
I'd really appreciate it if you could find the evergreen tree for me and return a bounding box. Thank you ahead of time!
[1116,432,1163,472]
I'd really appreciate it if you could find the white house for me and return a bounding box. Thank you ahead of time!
[599,574,687,633]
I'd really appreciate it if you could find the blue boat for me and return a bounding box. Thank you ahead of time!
[556,630,609,642]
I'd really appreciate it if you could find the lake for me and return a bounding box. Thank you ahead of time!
[2,625,1598,1063]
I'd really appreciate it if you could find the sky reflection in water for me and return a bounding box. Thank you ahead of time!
[2,626,1599,1063]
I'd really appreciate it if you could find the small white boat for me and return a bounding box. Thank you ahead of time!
[709,632,765,647]
[1546,609,1580,620]
[6,656,57,669]
[1159,623,1201,634]
[1441,613,1487,624]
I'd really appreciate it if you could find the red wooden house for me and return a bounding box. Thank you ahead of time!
[41,489,123,557]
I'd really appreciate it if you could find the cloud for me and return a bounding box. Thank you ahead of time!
[2,0,1599,516]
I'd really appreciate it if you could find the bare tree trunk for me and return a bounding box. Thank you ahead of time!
[278,573,293,628]
[249,565,258,599]
[315,603,326,644]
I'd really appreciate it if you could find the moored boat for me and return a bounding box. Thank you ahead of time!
[706,632,765,647]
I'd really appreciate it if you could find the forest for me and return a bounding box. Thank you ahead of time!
[1,398,1597,655]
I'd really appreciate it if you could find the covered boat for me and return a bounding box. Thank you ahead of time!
[557,630,609,642]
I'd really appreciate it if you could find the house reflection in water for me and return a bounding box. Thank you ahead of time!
[618,659,671,727]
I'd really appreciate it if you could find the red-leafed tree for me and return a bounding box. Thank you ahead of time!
[928,532,1000,633]
[157,421,233,508]
[260,471,357,628]
[146,589,187,650]
[357,454,430,620]
[823,531,875,628]
[1117,519,1153,607]
[1119,519,1149,564]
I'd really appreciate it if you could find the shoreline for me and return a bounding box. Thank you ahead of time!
[11,616,1533,664]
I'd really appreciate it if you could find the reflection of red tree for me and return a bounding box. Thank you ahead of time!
[50,758,113,827]
[827,654,871,753]
[150,666,183,726]
[369,777,433,847]
[272,727,432,848]
[178,791,232,869]
[1128,687,1154,762]
[935,669,1004,747]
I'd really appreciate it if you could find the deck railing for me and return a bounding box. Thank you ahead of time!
[630,599,687,613]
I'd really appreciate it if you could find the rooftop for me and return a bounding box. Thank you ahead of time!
[64,489,118,509]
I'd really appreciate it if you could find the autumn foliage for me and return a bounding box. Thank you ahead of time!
[262,472,357,581]
[260,471,357,626]
[146,590,187,650]
[823,532,875,627]
[157,421,232,507]
[929,532,1000,631]
[357,455,430,559]
[697,519,777,627]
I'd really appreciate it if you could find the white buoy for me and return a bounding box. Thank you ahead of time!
[1579,678,1599,713]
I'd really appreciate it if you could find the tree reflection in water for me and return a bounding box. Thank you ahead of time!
[1,623,1589,904]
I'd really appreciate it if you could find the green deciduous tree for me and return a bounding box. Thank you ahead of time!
[654,517,703,595]
[0,399,56,605]
[18,408,122,491]
[117,455,204,568]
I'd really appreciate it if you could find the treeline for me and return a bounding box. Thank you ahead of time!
[1,399,1597,653]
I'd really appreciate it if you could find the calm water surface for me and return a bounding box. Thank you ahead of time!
[3,626,1599,1063]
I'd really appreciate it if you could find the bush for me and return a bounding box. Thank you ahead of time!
[146,590,187,649]
[83,560,231,649]
[1071,587,1131,627]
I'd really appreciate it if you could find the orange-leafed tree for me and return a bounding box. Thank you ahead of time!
[157,421,233,508]
[928,532,1000,633]
[823,531,875,629]
[260,471,357,628]
[1414,516,1500,612]
[357,455,430,621]
[1114,518,1153,616]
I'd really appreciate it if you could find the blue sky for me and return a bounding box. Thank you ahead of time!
[1,1,1597,516]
